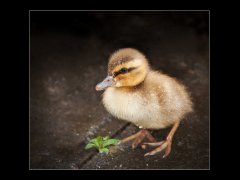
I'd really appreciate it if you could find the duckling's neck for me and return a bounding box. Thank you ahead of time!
[115,82,144,92]
[134,63,149,85]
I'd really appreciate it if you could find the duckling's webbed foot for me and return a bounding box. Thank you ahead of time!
[143,140,171,158]
[143,120,180,158]
[120,130,156,149]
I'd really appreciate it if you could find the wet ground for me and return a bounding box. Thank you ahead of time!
[30,11,209,169]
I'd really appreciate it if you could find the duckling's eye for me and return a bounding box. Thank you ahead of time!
[120,68,128,73]
[112,67,129,77]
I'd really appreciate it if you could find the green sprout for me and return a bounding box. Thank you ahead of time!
[85,136,120,154]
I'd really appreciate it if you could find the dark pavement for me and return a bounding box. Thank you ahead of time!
[30,11,209,169]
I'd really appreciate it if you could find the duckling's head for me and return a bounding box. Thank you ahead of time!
[96,48,149,91]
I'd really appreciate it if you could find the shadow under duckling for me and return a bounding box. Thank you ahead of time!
[96,48,193,158]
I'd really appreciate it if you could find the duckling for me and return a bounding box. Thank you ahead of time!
[96,48,193,157]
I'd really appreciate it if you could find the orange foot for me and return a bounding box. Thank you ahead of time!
[120,129,156,149]
[143,120,180,158]
[143,139,172,158]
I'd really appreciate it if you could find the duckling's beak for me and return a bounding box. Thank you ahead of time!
[96,76,115,91]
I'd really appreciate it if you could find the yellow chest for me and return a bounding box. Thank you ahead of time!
[102,87,168,129]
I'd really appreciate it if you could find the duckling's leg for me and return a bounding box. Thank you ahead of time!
[144,120,180,158]
[120,130,156,149]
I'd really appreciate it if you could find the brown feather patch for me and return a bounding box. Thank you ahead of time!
[108,56,133,74]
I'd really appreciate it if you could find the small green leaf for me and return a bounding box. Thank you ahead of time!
[85,136,119,154]
[96,136,104,147]
[89,136,101,147]
[89,137,98,144]
[103,136,110,141]
[85,143,96,149]
[99,148,109,154]
[103,139,120,147]
[96,136,103,141]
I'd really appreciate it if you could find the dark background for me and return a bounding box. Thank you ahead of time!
[30,11,209,169]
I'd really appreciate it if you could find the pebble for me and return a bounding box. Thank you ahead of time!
[70,163,78,169]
